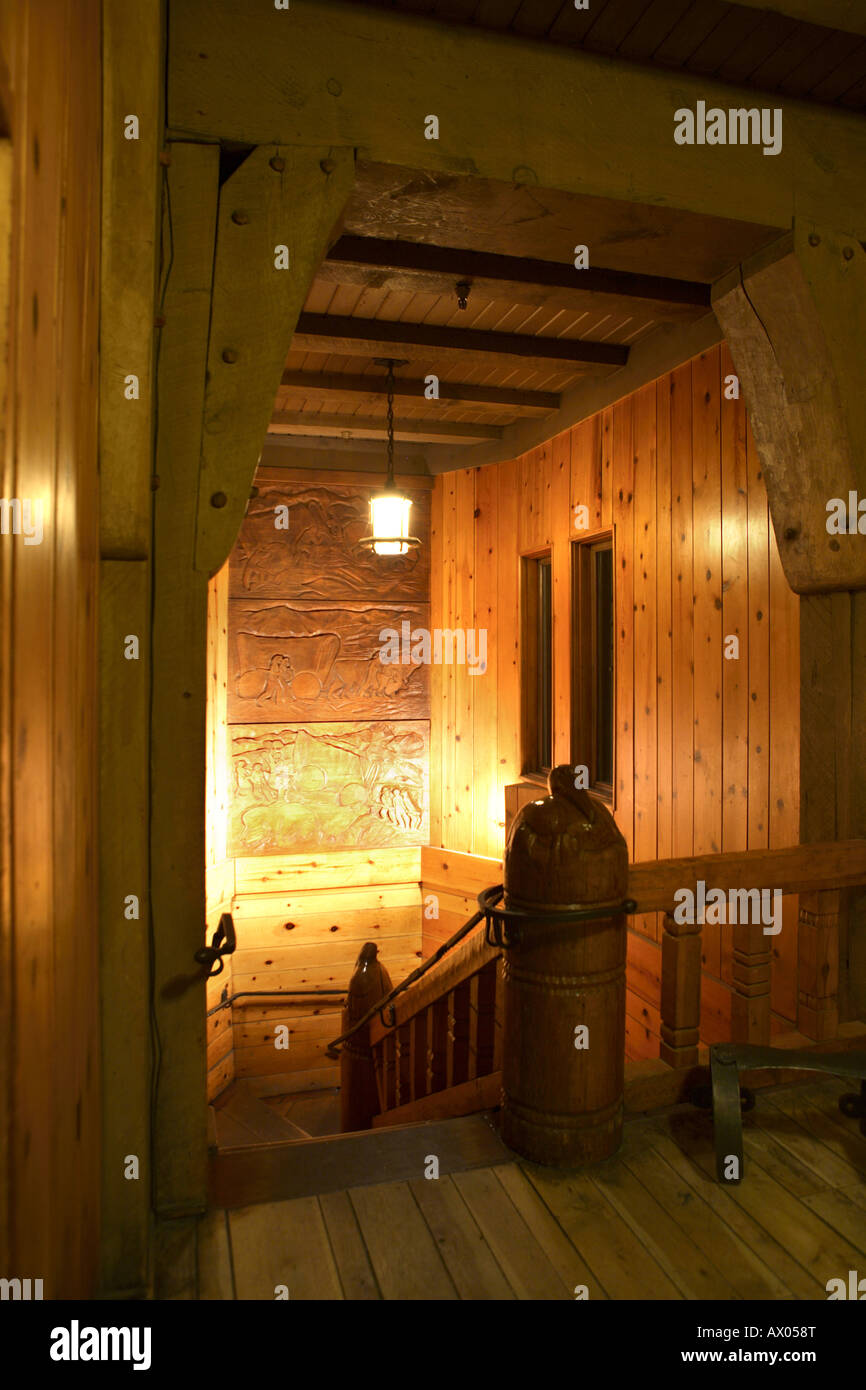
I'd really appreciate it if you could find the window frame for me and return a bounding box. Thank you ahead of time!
[520,550,553,780]
[571,530,615,805]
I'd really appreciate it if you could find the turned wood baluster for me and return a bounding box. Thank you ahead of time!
[449,980,471,1087]
[731,917,772,1044]
[430,997,448,1095]
[410,1013,427,1101]
[659,909,702,1068]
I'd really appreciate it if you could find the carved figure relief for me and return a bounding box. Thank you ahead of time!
[228,722,429,855]
[228,600,430,722]
[229,484,430,601]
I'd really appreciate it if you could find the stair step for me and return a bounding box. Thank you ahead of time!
[212,1080,311,1146]
[209,1111,510,1207]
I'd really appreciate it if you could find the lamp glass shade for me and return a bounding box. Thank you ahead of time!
[369,492,412,555]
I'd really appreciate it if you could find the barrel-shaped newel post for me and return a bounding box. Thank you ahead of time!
[340,942,393,1132]
[501,765,628,1166]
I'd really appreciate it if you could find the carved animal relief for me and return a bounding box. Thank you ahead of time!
[228,722,429,855]
[228,600,430,722]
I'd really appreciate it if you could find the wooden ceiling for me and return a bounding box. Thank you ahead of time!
[341,0,866,112]
[271,163,780,449]
[269,0,861,454]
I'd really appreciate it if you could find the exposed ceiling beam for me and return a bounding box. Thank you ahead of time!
[293,313,628,372]
[279,370,560,415]
[322,235,711,322]
[730,0,866,40]
[269,411,503,444]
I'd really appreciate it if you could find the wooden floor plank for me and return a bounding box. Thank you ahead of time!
[348,1181,458,1300]
[408,1175,515,1300]
[796,1081,866,1158]
[619,1143,791,1300]
[318,1190,381,1300]
[492,1164,609,1299]
[802,1188,866,1259]
[755,1089,866,1188]
[229,1197,344,1300]
[452,1167,574,1299]
[739,1117,832,1198]
[196,1210,235,1300]
[660,1114,865,1289]
[589,1154,742,1299]
[645,1120,824,1298]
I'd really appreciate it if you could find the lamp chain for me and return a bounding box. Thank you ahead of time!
[385,360,396,489]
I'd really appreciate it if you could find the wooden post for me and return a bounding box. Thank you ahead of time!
[501,765,628,1166]
[659,911,702,1068]
[340,943,392,1132]
[798,889,841,1040]
[730,919,772,1045]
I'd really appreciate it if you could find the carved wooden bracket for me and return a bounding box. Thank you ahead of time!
[195,144,354,578]
[712,223,866,594]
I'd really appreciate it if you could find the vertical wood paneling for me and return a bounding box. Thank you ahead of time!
[655,377,673,864]
[551,429,571,765]
[692,348,723,979]
[429,477,443,845]
[428,347,799,1039]
[613,397,635,857]
[720,343,749,986]
[670,362,695,860]
[473,465,499,857]
[440,472,457,847]
[453,468,475,850]
[633,383,658,942]
[0,0,101,1297]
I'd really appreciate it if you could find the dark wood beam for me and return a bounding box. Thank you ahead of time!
[293,314,628,371]
[279,370,560,415]
[324,235,711,321]
[270,411,502,445]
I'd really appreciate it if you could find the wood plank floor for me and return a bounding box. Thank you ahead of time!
[192,1078,866,1300]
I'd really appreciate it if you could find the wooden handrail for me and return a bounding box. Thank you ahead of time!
[368,920,496,1045]
[628,839,866,913]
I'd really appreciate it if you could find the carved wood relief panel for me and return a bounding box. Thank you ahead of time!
[229,483,430,601]
[228,600,430,722]
[228,722,429,855]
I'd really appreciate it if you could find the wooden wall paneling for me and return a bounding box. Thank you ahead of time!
[600,407,614,528]
[655,375,673,866]
[691,348,723,986]
[233,847,421,895]
[227,721,429,856]
[768,522,800,1024]
[429,478,443,844]
[0,0,102,1298]
[632,383,658,945]
[453,468,475,852]
[150,141,220,1217]
[746,424,770,853]
[612,396,635,857]
[440,472,457,848]
[496,457,520,835]
[551,429,572,767]
[670,362,694,862]
[569,414,601,538]
[519,442,551,553]
[720,343,749,988]
[473,464,499,857]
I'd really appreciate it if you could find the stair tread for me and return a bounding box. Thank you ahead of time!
[209,1111,509,1207]
[214,1080,311,1144]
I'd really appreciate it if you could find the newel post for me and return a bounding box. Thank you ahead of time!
[501,766,628,1166]
[340,943,393,1133]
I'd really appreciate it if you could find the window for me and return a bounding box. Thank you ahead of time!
[572,534,614,800]
[521,553,553,776]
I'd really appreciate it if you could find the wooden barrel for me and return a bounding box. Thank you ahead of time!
[339,942,392,1132]
[501,765,628,1166]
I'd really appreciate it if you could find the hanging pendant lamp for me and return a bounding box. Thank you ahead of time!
[359,358,421,557]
